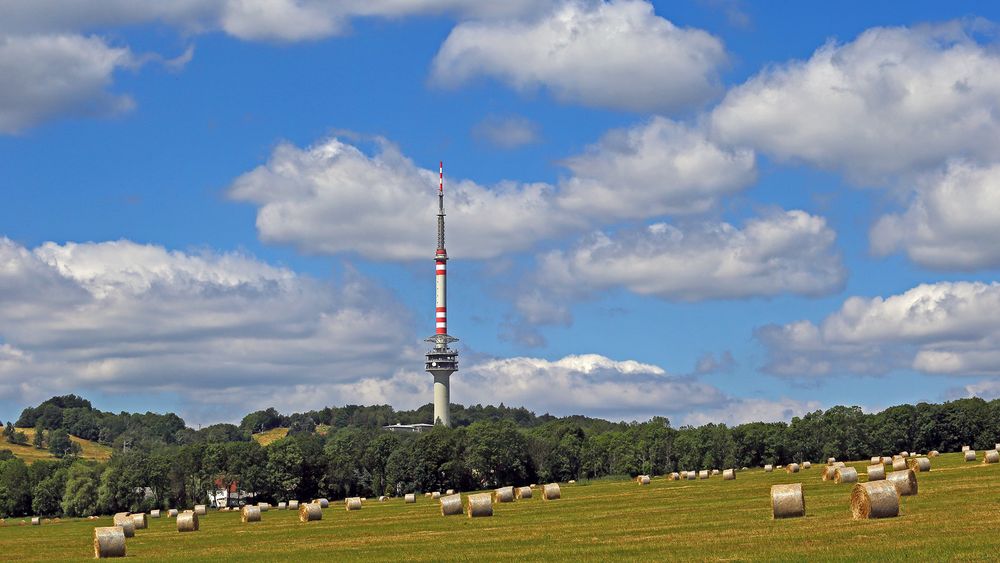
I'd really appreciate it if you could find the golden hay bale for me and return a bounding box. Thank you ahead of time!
[299,503,322,522]
[827,457,836,465]
[149,510,160,519]
[685,471,697,480]
[112,514,134,538]
[515,486,532,499]
[241,505,261,523]
[900,451,909,458]
[909,457,931,472]
[835,467,858,484]
[288,500,299,510]
[637,475,651,485]
[928,450,939,457]
[866,464,885,481]
[802,461,811,469]
[345,497,362,511]
[568,480,576,484]
[440,494,463,516]
[167,509,178,518]
[984,450,999,464]
[30,517,40,526]
[276,502,286,510]
[995,443,1000,451]
[378,496,388,502]
[668,472,679,481]
[131,513,147,530]
[711,469,720,476]
[822,466,837,481]
[881,456,892,464]
[405,494,416,503]
[257,503,269,512]
[93,526,126,558]
[870,456,880,464]
[851,481,899,519]
[431,492,441,500]
[785,463,800,474]
[770,483,805,519]
[313,498,329,509]
[466,493,493,518]
[494,486,515,502]
[176,511,199,532]
[542,483,561,501]
[764,464,773,472]
[193,505,207,516]
[887,469,917,496]
[892,458,907,471]
[698,470,710,480]
[723,469,735,480]
[446,489,455,495]
[962,445,970,452]
[965,450,977,462]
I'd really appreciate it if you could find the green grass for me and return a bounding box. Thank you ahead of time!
[1,452,997,561]
[0,426,112,464]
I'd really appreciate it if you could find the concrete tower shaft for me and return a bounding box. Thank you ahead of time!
[425,161,458,427]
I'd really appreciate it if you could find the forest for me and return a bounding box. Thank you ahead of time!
[1,394,998,518]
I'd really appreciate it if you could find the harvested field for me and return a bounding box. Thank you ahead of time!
[1,453,996,561]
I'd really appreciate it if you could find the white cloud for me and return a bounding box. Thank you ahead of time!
[757,281,1000,377]
[220,0,344,41]
[871,161,1000,270]
[0,237,419,418]
[680,397,822,427]
[559,116,755,218]
[0,34,135,133]
[533,210,845,303]
[712,22,1000,184]
[471,115,541,149]
[431,0,727,112]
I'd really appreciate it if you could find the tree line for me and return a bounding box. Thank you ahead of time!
[1,395,998,518]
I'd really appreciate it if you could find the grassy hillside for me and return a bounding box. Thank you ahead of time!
[251,427,289,446]
[0,426,112,464]
[0,452,996,561]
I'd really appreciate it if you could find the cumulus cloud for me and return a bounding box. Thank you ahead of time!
[0,237,418,420]
[694,351,736,375]
[0,34,135,133]
[532,210,845,304]
[471,115,541,149]
[712,22,1000,184]
[559,116,756,218]
[757,281,1000,378]
[432,0,727,112]
[871,161,1000,270]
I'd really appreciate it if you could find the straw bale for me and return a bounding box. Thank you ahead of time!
[193,505,207,516]
[909,457,931,472]
[258,503,269,512]
[881,456,892,464]
[515,486,532,499]
[770,483,805,519]
[112,514,134,538]
[167,509,178,518]
[345,497,362,511]
[405,494,416,503]
[965,450,977,462]
[466,493,493,518]
[984,450,999,464]
[802,461,811,469]
[698,470,710,480]
[313,498,329,509]
[150,510,160,519]
[637,475,650,485]
[785,463,800,474]
[241,505,261,523]
[711,469,720,476]
[93,526,126,558]
[827,457,836,465]
[299,503,322,522]
[928,451,939,457]
[866,464,885,481]
[900,451,909,458]
[892,458,907,471]
[887,469,917,496]
[568,480,576,484]
[431,492,441,500]
[31,517,40,526]
[668,472,679,481]
[493,486,515,503]
[871,456,880,464]
[723,469,735,480]
[440,494,462,516]
[962,445,970,452]
[822,466,837,481]
[446,489,455,495]
[131,513,147,530]
[276,502,286,510]
[851,481,899,519]
[835,467,858,484]
[542,483,561,500]
[288,500,299,509]
[764,464,773,472]
[685,471,696,480]
[176,511,199,532]
[378,496,388,502]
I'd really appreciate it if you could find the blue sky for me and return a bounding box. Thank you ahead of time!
[3,0,1000,426]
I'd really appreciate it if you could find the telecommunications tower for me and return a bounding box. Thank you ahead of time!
[425,161,458,427]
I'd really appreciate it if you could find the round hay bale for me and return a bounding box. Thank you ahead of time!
[984,450,999,464]
[431,492,441,500]
[542,483,561,500]
[881,456,892,464]
[887,469,917,496]
[466,493,493,518]
[193,505,207,516]
[962,445,970,452]
[870,456,880,464]
[637,475,650,485]
[112,514,134,538]
[494,486,515,502]
[298,503,322,522]
[723,469,735,480]
[776,465,783,469]
[764,464,773,472]
[515,486,532,499]
[176,511,199,532]
[93,526,126,558]
[835,467,858,484]
[288,500,299,510]
[149,509,160,519]
[313,498,329,509]
[928,450,939,457]
[827,457,836,465]
[802,461,811,469]
[822,466,837,481]
[131,513,147,530]
[900,451,909,458]
[667,472,679,481]
[770,483,805,519]
[167,509,178,518]
[440,494,463,516]
[685,471,697,480]
[445,489,455,495]
[851,481,900,519]
[241,505,261,523]
[257,503,270,512]
[866,464,885,481]
[711,469,720,476]
[405,493,416,503]
[345,497,362,511]
[698,470,709,480]
[786,463,800,474]
[995,443,1000,451]
[909,457,931,472]
[276,502,287,510]
[378,496,388,502]
[892,458,907,471]
[965,450,977,462]
[568,480,576,484]
[30,517,40,526]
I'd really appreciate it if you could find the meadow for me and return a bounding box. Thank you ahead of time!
[1,452,996,561]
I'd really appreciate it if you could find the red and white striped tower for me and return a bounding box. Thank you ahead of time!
[425,161,458,427]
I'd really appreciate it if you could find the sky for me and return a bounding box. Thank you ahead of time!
[3,0,1000,427]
